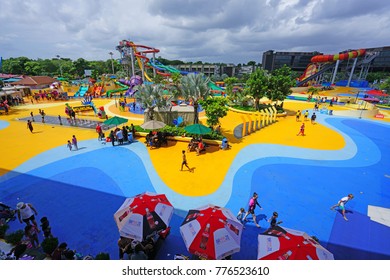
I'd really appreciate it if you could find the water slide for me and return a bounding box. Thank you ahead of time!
[106,82,128,97]
[297,49,366,86]
[119,76,143,96]
[74,86,88,97]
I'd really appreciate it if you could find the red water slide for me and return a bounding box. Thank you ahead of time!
[311,49,366,63]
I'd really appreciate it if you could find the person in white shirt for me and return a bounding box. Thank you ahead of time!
[17,202,39,228]
[330,194,354,221]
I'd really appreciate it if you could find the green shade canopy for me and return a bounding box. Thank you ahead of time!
[103,116,128,127]
[184,124,212,135]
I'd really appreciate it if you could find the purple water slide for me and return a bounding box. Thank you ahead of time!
[119,75,143,96]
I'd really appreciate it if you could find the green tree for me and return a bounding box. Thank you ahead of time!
[1,57,30,74]
[379,76,390,94]
[268,65,295,101]
[245,68,269,110]
[179,73,212,124]
[224,77,239,101]
[199,97,228,127]
[307,86,320,96]
[24,61,43,76]
[72,58,90,77]
[135,84,170,120]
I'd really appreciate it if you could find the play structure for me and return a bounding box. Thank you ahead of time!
[116,40,224,94]
[74,85,89,97]
[118,76,143,96]
[297,49,379,87]
[66,95,97,116]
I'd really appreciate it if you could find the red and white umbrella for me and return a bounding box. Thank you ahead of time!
[258,226,334,260]
[114,192,174,242]
[180,204,243,260]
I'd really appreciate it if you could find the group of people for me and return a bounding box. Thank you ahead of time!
[108,125,135,146]
[146,131,168,148]
[118,233,160,260]
[236,192,354,229]
[187,136,206,155]
[3,201,83,260]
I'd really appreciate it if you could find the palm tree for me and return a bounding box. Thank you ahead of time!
[179,73,212,124]
[135,84,171,121]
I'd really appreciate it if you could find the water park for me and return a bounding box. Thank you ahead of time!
[0,41,390,261]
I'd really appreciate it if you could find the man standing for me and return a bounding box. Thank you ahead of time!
[243,192,263,227]
[27,120,34,133]
[330,194,354,221]
[72,135,78,150]
[17,202,39,229]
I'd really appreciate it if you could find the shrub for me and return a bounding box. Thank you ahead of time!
[0,224,10,239]
[41,237,59,255]
[95,252,110,260]
[5,229,24,245]
[135,125,223,140]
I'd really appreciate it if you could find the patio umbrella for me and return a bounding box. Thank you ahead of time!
[140,120,166,130]
[103,116,128,127]
[366,89,388,96]
[257,226,334,260]
[184,124,212,135]
[113,192,174,242]
[180,204,243,260]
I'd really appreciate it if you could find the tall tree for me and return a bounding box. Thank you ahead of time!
[179,73,212,124]
[245,68,269,110]
[268,65,295,101]
[199,97,228,128]
[135,84,170,121]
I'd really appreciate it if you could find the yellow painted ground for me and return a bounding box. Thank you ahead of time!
[0,92,387,197]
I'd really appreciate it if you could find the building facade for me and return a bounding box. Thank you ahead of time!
[262,46,390,73]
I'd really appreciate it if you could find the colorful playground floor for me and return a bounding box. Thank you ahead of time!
[0,97,389,260]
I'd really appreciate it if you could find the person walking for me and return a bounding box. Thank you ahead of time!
[180,150,193,172]
[72,135,78,150]
[243,192,263,227]
[27,120,34,133]
[297,122,305,136]
[109,130,115,146]
[311,112,317,124]
[268,211,283,228]
[16,202,39,229]
[96,123,103,140]
[39,109,45,123]
[330,194,354,221]
[296,110,301,122]
[67,140,72,151]
[304,110,309,121]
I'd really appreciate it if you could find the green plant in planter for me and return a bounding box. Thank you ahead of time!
[41,237,59,256]
[0,223,10,239]
[95,252,110,260]
[5,229,24,245]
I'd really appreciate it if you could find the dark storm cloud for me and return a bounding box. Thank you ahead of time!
[0,0,389,64]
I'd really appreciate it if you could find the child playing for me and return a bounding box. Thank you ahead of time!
[236,208,245,224]
[40,217,53,239]
[268,211,283,228]
[24,224,39,248]
[67,140,72,151]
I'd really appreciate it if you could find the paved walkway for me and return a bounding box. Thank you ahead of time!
[1,96,389,260]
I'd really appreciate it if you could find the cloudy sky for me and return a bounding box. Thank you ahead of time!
[1,0,389,64]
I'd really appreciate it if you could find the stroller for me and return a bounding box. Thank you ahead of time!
[0,202,16,225]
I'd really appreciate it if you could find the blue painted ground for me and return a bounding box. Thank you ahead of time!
[1,114,389,260]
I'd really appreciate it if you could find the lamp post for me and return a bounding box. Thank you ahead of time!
[56,55,63,77]
[109,52,115,74]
